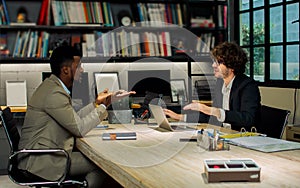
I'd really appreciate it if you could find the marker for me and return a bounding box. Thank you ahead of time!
[140,109,149,119]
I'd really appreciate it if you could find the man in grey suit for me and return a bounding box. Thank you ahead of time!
[18,45,135,187]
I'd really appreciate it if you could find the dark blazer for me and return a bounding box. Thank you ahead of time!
[186,74,261,131]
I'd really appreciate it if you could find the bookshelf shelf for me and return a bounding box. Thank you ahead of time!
[0,25,116,31]
[0,54,214,64]
[0,0,228,101]
[0,0,227,60]
[0,55,191,64]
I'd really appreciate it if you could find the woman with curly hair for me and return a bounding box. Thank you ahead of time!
[164,41,261,131]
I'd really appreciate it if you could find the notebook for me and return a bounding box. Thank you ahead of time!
[148,104,197,132]
[227,136,300,153]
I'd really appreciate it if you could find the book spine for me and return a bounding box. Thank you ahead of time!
[37,0,47,25]
[223,5,227,28]
[21,30,31,57]
[176,4,183,26]
[110,31,116,56]
[36,32,43,57]
[82,2,89,23]
[167,4,172,24]
[102,2,109,26]
[85,1,92,23]
[51,0,61,26]
[92,1,99,23]
[89,1,96,23]
[165,31,171,56]
[1,0,9,24]
[158,33,164,56]
[143,32,150,56]
[96,1,103,24]
[27,31,34,57]
[13,31,20,57]
[31,31,38,57]
[137,3,143,22]
[171,4,177,25]
[42,32,49,57]
[106,2,113,26]
[62,1,68,23]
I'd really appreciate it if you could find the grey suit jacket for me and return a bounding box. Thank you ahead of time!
[18,74,107,181]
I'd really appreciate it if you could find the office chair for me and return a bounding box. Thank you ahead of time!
[0,107,87,187]
[259,105,291,139]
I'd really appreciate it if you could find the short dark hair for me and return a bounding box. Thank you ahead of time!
[211,41,248,75]
[50,45,81,77]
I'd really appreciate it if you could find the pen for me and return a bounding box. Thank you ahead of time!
[96,125,109,129]
[179,138,197,142]
[140,109,149,119]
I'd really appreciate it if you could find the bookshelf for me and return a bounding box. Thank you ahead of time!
[0,0,228,101]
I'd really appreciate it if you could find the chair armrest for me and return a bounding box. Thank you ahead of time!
[9,148,70,185]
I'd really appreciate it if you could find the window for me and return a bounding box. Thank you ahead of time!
[236,0,299,88]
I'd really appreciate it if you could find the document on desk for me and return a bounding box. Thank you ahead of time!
[227,136,300,153]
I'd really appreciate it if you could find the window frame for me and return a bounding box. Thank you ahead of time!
[233,0,300,88]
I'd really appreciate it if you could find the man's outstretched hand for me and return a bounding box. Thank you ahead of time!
[112,90,136,102]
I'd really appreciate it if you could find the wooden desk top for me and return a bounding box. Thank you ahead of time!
[76,123,300,188]
[0,106,27,113]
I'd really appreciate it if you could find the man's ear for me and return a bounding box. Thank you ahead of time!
[62,66,69,75]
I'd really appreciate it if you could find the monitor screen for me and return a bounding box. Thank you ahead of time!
[128,70,171,98]
[94,72,120,94]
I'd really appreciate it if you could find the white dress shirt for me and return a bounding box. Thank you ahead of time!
[218,76,235,128]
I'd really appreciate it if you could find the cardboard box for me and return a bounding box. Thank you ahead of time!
[286,125,300,142]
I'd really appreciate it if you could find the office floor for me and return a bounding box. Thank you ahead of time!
[0,174,123,188]
[0,175,25,188]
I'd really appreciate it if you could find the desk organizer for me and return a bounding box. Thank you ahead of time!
[204,159,261,183]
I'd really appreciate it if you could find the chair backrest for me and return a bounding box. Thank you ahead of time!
[0,107,19,153]
[0,108,88,187]
[259,105,291,139]
[0,107,26,183]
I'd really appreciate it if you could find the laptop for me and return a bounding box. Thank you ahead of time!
[148,104,197,132]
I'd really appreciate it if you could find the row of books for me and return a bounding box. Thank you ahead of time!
[83,30,172,57]
[4,29,222,58]
[191,17,215,28]
[195,33,215,53]
[190,5,227,28]
[51,0,113,26]
[0,0,9,25]
[137,3,185,26]
[13,30,49,58]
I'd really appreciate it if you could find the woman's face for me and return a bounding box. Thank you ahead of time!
[212,59,232,79]
[212,60,223,78]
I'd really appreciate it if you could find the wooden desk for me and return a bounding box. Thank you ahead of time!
[0,106,27,113]
[76,124,300,187]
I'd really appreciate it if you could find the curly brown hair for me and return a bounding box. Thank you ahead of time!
[211,41,248,75]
